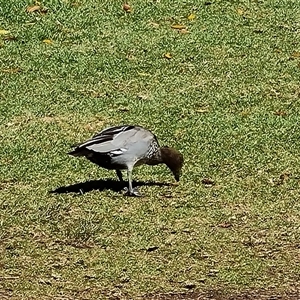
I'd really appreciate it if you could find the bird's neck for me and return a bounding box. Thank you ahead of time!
[145,147,164,165]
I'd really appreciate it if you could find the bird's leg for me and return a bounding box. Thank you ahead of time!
[116,170,123,182]
[124,167,141,197]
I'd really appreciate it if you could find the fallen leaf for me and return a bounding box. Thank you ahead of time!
[208,269,219,276]
[171,24,186,30]
[146,246,159,252]
[184,282,196,289]
[137,93,148,100]
[38,279,52,285]
[40,7,48,14]
[2,68,22,73]
[274,110,287,117]
[179,28,189,34]
[71,2,81,8]
[290,51,300,59]
[175,128,185,138]
[118,107,129,112]
[90,91,104,98]
[84,124,95,132]
[218,223,232,228]
[279,172,291,183]
[148,22,159,28]
[164,52,172,59]
[0,29,10,35]
[123,3,132,13]
[26,5,41,13]
[43,39,53,45]
[201,178,215,185]
[51,273,62,280]
[237,8,244,16]
[163,194,173,198]
[240,109,250,117]
[196,108,209,113]
[187,13,196,21]
[253,29,263,34]
[24,22,36,26]
[126,53,136,61]
[2,35,17,41]
[137,72,150,76]
[84,273,97,279]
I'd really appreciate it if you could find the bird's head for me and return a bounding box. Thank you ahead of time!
[161,146,184,181]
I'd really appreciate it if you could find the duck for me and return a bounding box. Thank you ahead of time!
[68,125,184,196]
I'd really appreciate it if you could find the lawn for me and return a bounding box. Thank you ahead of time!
[0,0,299,299]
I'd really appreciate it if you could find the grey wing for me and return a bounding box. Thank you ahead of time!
[77,125,155,154]
[113,126,157,146]
[69,125,158,158]
[77,125,133,150]
[91,126,158,156]
[112,126,159,159]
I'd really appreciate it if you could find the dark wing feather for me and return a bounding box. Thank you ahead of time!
[69,125,137,156]
[79,134,113,148]
[92,125,135,138]
[76,125,133,149]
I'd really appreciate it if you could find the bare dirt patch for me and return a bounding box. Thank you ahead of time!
[144,289,300,300]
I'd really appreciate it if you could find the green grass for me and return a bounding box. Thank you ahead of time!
[0,0,299,299]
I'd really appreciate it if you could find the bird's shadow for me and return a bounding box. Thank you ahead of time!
[50,178,171,195]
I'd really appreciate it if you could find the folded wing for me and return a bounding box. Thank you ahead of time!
[69,125,157,157]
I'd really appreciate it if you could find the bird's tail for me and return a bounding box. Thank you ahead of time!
[68,148,85,157]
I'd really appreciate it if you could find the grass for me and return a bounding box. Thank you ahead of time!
[0,0,299,299]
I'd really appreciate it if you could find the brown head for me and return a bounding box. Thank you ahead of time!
[160,146,184,181]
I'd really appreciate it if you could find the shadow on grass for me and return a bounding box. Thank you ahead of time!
[50,178,170,194]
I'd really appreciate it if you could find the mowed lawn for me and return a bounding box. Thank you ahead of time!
[0,0,299,299]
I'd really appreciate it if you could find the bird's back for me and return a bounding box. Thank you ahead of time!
[69,125,160,169]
